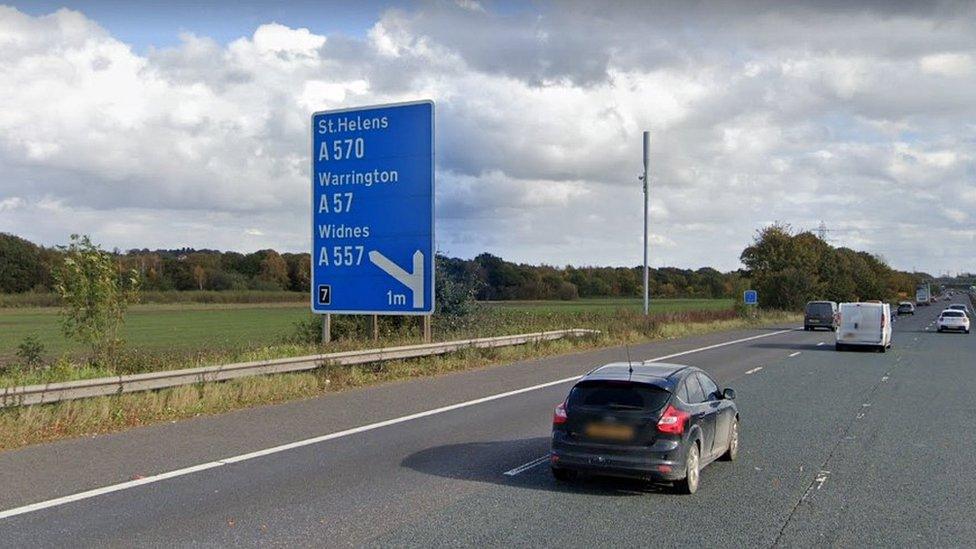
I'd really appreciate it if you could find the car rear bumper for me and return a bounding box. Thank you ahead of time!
[550,438,686,480]
[938,324,968,331]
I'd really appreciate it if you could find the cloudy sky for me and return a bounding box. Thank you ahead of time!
[1,1,974,273]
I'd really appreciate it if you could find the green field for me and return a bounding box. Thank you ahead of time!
[481,298,733,314]
[0,303,311,359]
[0,298,734,364]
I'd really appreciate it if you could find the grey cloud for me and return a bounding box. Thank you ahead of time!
[0,3,974,273]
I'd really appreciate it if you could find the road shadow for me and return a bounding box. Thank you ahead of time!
[401,437,671,496]
[751,342,832,352]
[834,345,890,352]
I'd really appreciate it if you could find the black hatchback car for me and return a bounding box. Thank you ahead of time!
[550,363,738,494]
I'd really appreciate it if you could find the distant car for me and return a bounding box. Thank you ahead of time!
[947,304,972,317]
[836,302,893,352]
[937,310,970,334]
[550,363,738,494]
[804,301,838,331]
[896,302,915,315]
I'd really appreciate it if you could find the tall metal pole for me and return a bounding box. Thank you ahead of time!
[642,131,650,316]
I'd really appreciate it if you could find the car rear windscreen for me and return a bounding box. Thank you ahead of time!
[806,303,833,315]
[943,311,964,317]
[567,381,670,411]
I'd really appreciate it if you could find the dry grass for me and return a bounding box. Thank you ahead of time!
[0,311,799,451]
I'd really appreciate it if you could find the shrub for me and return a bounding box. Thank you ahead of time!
[15,335,45,369]
[53,234,140,365]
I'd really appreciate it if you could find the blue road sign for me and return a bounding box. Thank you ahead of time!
[743,290,758,305]
[310,100,434,315]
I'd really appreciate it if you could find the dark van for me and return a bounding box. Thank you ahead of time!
[804,301,838,331]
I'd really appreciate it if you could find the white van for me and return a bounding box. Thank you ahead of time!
[835,302,892,352]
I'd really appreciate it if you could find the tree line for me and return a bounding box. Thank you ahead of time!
[1,232,747,300]
[740,224,925,309]
[1,229,926,306]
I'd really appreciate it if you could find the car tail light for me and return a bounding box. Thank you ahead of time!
[553,402,568,425]
[657,404,689,435]
[881,313,886,328]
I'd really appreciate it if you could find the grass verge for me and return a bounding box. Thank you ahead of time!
[0,310,798,451]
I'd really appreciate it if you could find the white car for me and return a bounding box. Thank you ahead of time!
[836,302,893,352]
[947,304,972,317]
[937,310,970,334]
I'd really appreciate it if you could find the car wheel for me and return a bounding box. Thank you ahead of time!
[720,417,739,462]
[835,343,845,352]
[551,467,576,482]
[879,345,886,353]
[676,442,701,494]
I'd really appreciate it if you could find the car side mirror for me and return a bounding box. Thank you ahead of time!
[722,388,736,400]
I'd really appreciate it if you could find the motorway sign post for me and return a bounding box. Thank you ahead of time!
[310,101,435,326]
[743,290,758,306]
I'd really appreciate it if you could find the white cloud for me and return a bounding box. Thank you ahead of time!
[0,3,974,274]
[920,52,974,77]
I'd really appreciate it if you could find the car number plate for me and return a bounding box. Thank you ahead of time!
[585,423,634,441]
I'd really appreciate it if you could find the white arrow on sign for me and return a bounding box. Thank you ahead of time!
[369,250,425,309]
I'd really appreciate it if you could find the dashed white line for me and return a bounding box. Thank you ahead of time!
[816,342,825,346]
[814,470,831,490]
[503,455,550,476]
[0,327,800,521]
[789,351,802,357]
[745,366,764,375]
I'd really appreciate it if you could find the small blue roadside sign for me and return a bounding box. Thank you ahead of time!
[743,290,758,305]
[310,100,434,315]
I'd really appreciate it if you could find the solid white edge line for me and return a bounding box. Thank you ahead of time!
[503,455,550,476]
[0,326,798,521]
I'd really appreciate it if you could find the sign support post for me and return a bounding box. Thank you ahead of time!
[321,314,331,344]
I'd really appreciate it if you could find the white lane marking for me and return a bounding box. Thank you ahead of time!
[503,455,550,476]
[881,376,889,382]
[789,351,802,357]
[816,342,825,346]
[745,366,764,375]
[0,462,225,521]
[814,470,831,490]
[0,327,797,521]
[644,328,795,363]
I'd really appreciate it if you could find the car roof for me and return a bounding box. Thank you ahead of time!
[579,362,692,391]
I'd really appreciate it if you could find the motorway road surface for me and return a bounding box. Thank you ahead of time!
[1,304,974,547]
